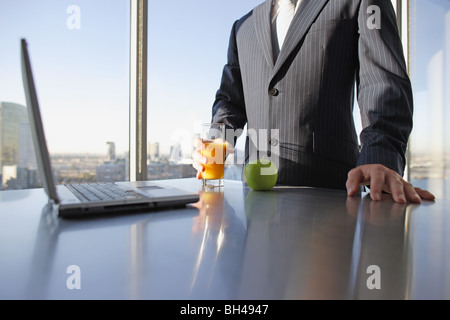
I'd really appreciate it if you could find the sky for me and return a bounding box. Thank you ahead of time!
[0,0,130,154]
[0,0,449,157]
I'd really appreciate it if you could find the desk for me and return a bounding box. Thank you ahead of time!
[0,178,449,300]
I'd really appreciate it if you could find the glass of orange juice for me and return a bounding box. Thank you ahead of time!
[200,123,226,189]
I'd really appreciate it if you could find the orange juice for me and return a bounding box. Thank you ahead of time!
[201,140,226,180]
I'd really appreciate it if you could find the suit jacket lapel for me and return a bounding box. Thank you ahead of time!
[253,0,274,68]
[271,0,329,78]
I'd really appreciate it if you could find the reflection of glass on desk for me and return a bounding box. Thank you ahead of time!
[190,189,226,292]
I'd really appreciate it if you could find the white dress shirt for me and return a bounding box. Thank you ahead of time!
[271,0,300,60]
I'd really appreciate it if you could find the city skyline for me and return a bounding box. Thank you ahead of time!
[0,101,198,190]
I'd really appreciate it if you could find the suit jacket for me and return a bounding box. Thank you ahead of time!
[212,0,413,190]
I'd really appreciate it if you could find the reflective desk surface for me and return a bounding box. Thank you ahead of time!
[0,178,449,300]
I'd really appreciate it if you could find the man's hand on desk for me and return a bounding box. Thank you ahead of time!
[346,164,436,204]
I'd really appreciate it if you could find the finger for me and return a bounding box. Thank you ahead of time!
[195,138,204,149]
[385,174,407,203]
[193,161,205,173]
[346,168,364,196]
[415,187,436,202]
[192,150,206,179]
[192,154,206,171]
[192,149,207,164]
[367,169,385,201]
[400,180,420,204]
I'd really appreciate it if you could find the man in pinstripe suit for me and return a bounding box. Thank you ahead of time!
[193,0,435,203]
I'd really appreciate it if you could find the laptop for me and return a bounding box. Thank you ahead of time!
[20,39,199,218]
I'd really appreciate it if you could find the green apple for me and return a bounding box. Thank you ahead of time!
[244,157,278,191]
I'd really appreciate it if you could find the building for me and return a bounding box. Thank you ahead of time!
[0,102,38,189]
[0,102,28,166]
[169,143,182,163]
[96,158,127,182]
[148,142,160,162]
[106,141,116,161]
[16,122,40,189]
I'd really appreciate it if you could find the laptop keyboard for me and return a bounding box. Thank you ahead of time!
[66,183,149,202]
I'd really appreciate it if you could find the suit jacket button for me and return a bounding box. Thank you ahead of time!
[269,138,278,146]
[268,88,279,96]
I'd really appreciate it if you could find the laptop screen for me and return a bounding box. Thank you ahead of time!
[21,39,60,204]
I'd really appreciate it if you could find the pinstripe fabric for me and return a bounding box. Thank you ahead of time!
[212,0,413,190]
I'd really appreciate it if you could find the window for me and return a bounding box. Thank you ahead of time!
[0,0,130,190]
[3,0,446,198]
[408,0,450,199]
[146,0,262,181]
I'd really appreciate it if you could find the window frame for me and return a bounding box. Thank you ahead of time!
[396,0,411,180]
[129,0,148,181]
